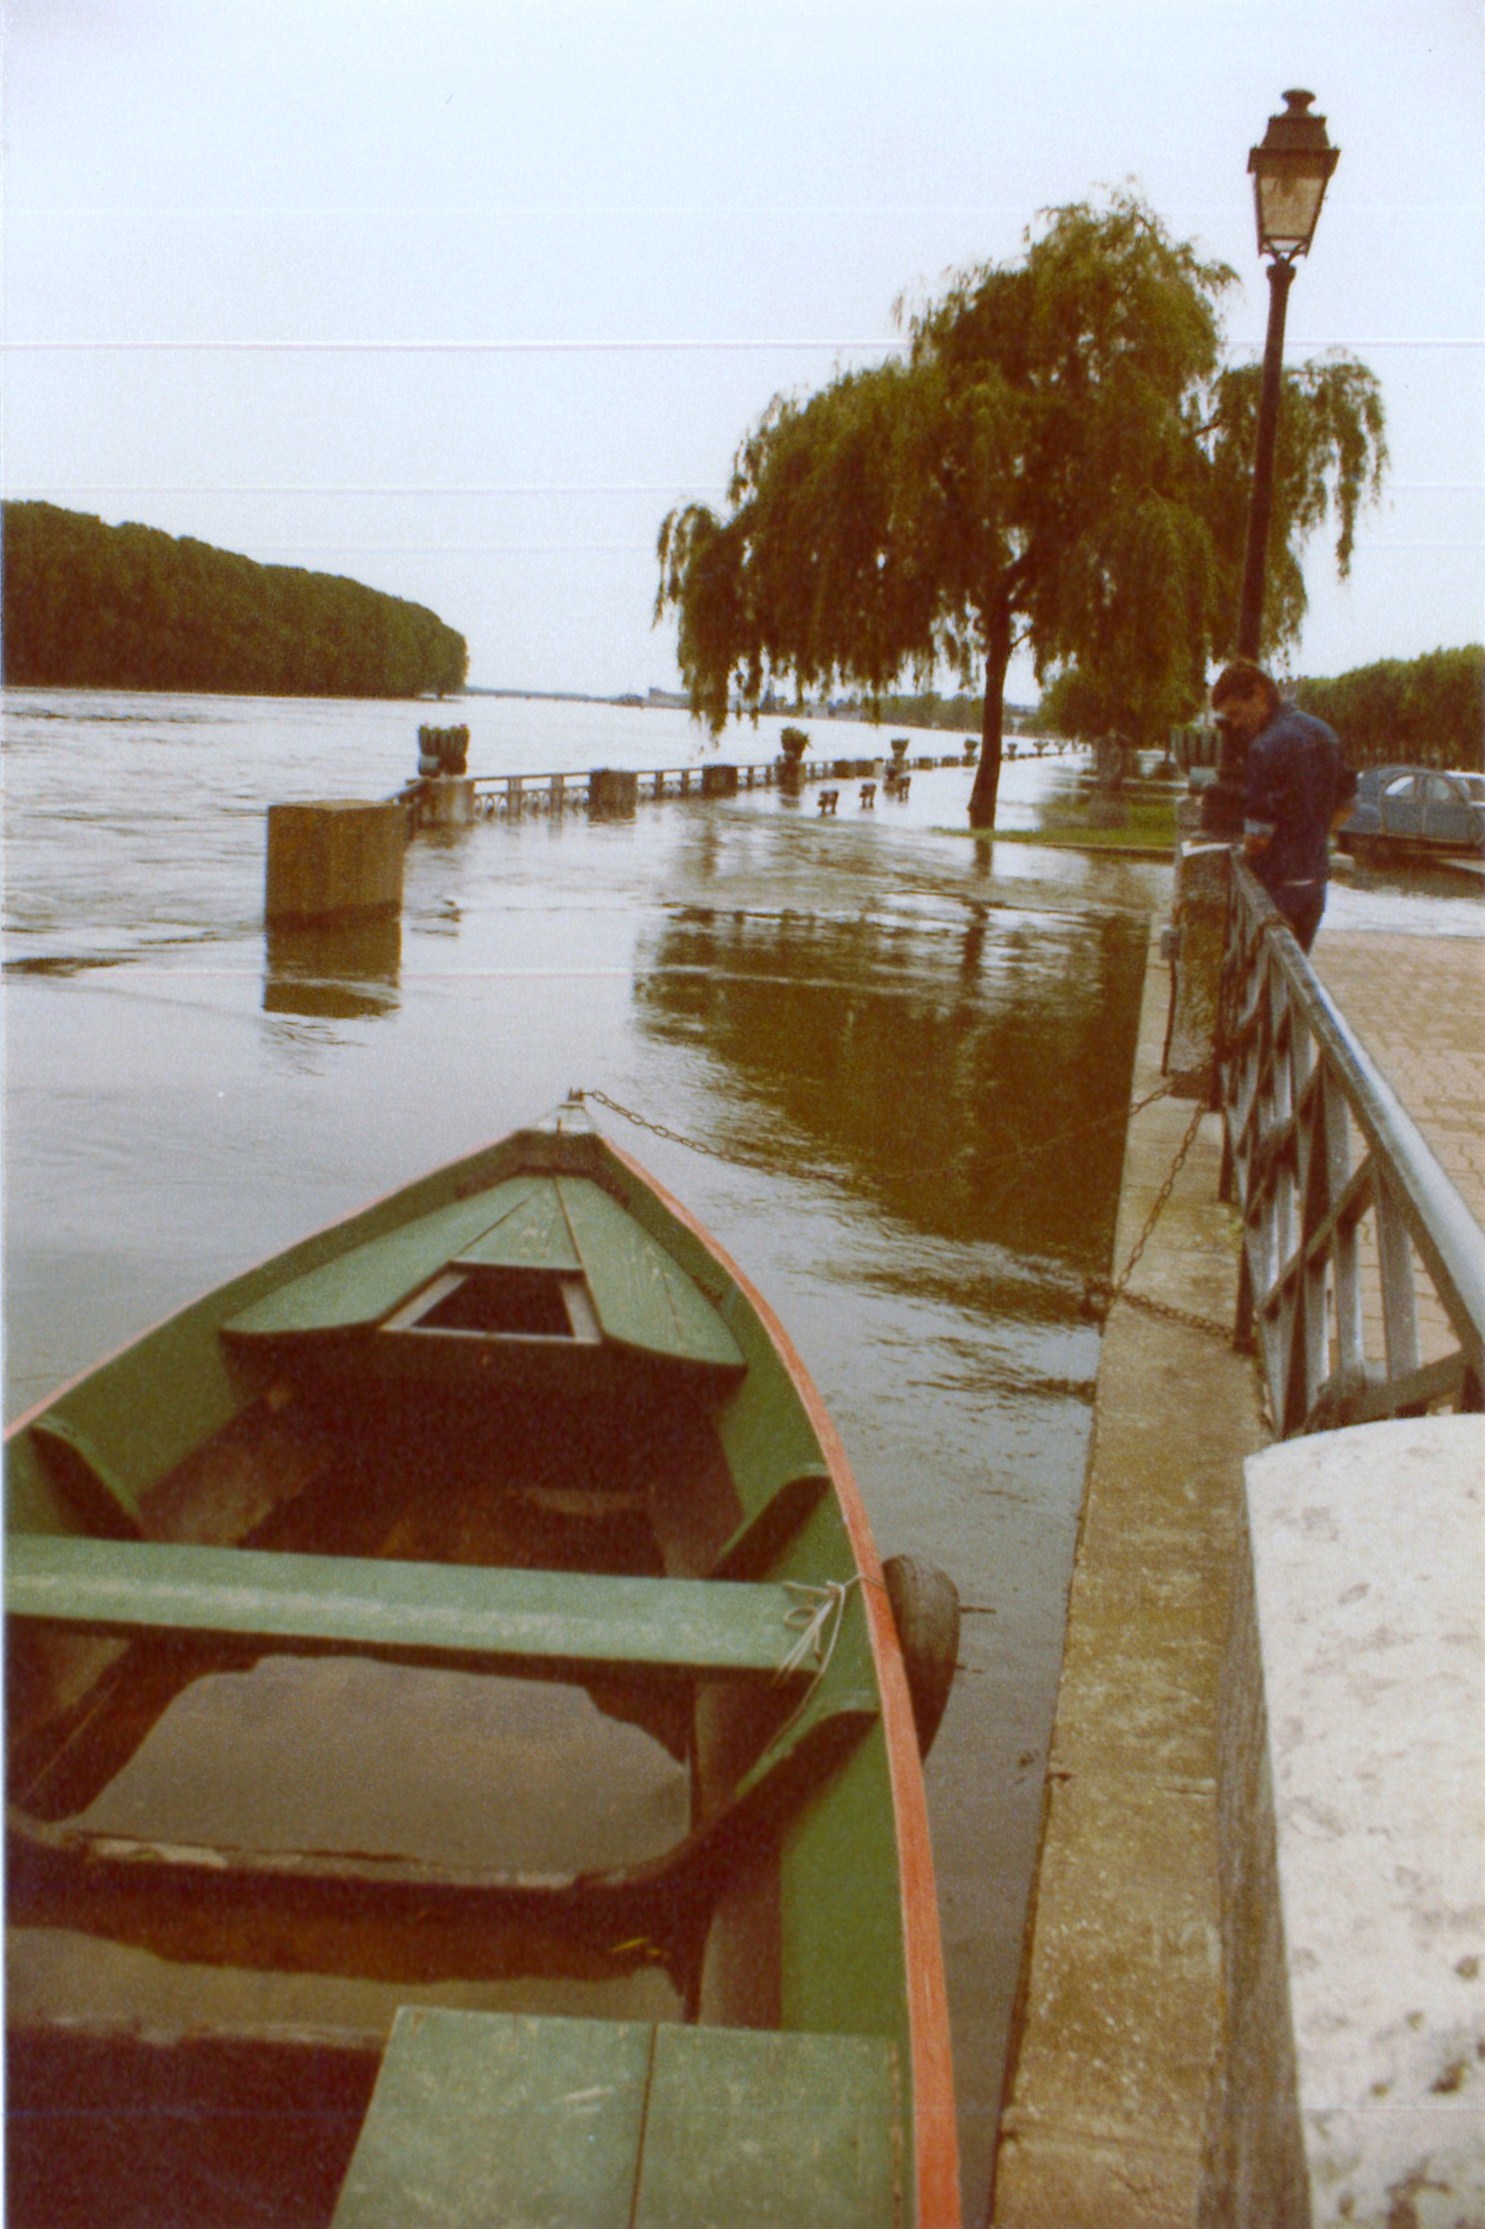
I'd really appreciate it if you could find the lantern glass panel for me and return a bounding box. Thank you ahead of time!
[1254,165,1328,254]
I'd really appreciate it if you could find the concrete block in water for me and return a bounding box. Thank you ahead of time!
[588,767,638,817]
[700,763,738,798]
[265,800,405,924]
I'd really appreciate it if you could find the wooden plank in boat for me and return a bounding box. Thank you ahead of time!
[222,1172,744,1370]
[330,2008,900,2229]
[635,2022,899,2229]
[221,1180,560,1338]
[558,1178,743,1368]
[6,1535,803,1677]
[332,2007,650,2229]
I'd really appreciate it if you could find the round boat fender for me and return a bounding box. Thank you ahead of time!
[881,1555,960,1757]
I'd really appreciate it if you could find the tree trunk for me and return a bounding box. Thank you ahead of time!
[967,610,1012,829]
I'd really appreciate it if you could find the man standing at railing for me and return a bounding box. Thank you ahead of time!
[1210,659,1353,952]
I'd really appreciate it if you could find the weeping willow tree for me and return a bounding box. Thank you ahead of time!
[656,189,1387,826]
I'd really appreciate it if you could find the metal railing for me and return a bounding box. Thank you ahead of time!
[391,750,976,824]
[1219,860,1485,1435]
[467,760,813,815]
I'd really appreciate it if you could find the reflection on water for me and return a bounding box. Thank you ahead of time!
[638,899,1142,1271]
[264,915,402,1020]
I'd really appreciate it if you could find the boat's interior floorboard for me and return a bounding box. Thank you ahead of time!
[6,2025,382,2229]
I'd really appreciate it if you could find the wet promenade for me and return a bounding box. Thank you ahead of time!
[993,890,1485,2229]
[1313,928,1485,1226]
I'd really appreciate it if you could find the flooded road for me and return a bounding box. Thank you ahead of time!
[0,685,1220,2207]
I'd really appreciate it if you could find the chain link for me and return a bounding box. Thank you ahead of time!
[584,1017,1237,1346]
[1079,931,1244,1342]
[580,1079,1181,1192]
[1080,1088,1233,1339]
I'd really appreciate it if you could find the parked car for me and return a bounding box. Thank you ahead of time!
[1336,764,1485,861]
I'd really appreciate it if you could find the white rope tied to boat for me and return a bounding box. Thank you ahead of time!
[776,1575,863,1686]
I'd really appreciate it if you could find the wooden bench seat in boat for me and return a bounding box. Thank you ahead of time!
[331,2007,900,2229]
[8,1532,879,1933]
[6,1534,807,1679]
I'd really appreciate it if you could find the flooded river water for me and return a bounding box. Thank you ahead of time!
[6,686,1476,2214]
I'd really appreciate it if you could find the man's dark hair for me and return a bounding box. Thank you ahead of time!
[1211,659,1282,714]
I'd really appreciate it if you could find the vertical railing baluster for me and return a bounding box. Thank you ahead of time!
[1375,1173,1423,1381]
[1323,1069,1365,1386]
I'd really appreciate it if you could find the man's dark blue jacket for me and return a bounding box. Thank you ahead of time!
[1244,705,1344,901]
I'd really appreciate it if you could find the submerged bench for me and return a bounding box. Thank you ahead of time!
[6,1534,804,1678]
[332,2007,900,2229]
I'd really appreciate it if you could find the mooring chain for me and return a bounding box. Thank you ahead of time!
[584,1056,1236,1344]
[580,1079,1182,1192]
[1080,1088,1232,1339]
[1080,931,1245,1343]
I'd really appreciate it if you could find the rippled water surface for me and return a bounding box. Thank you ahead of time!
[4,683,1382,2208]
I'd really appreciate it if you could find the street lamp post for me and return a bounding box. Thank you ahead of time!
[1205,89,1339,832]
[1236,90,1340,656]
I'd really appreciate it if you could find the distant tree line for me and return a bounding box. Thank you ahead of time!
[2,502,468,699]
[1295,647,1483,772]
[850,688,987,732]
[1035,645,1484,773]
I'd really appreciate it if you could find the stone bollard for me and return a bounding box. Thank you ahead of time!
[588,767,638,818]
[1165,803,1232,1094]
[700,763,739,798]
[265,799,405,926]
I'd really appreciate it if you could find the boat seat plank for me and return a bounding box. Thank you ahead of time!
[330,2008,900,2229]
[220,1181,559,1339]
[556,1178,744,1369]
[5,1535,805,1679]
[332,2008,651,2229]
[635,2022,900,2229]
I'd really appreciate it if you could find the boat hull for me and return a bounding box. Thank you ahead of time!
[6,1110,960,2226]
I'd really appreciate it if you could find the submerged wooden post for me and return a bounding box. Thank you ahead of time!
[265,800,405,926]
[701,763,739,798]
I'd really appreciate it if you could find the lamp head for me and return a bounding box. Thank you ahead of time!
[1248,90,1339,261]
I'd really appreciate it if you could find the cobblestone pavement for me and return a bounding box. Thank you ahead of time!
[1311,929,1485,1229]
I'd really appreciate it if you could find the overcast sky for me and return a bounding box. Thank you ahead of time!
[3,0,1481,700]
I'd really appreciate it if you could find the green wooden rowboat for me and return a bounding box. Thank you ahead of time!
[6,1098,961,2228]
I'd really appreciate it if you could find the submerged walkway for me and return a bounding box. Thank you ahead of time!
[991,910,1484,2228]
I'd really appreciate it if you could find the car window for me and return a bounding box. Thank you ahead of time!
[1382,773,1420,799]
